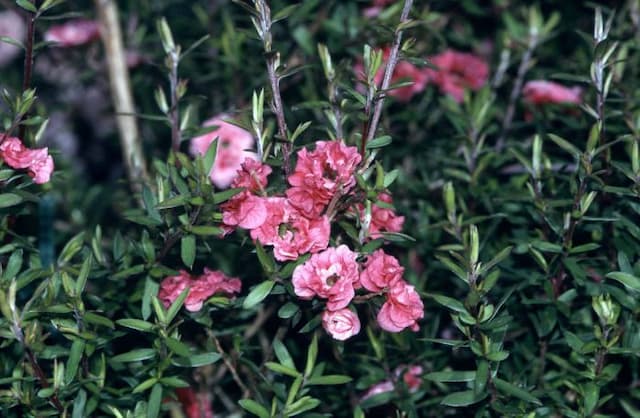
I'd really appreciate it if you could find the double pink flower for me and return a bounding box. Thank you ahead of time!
[158,269,241,312]
[0,136,54,184]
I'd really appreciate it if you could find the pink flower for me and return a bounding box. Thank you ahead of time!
[250,197,330,261]
[292,245,359,311]
[231,157,272,193]
[221,191,268,230]
[360,365,423,401]
[158,269,241,312]
[322,308,361,340]
[175,388,214,418]
[358,192,404,239]
[355,47,428,102]
[287,140,361,218]
[363,0,396,18]
[0,11,26,68]
[44,19,100,47]
[377,281,424,332]
[0,136,54,184]
[424,49,489,102]
[190,115,258,189]
[360,250,404,292]
[522,80,582,106]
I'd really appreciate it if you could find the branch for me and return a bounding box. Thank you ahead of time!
[94,0,149,190]
[364,0,414,147]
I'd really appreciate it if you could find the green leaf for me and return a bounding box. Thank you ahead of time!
[366,135,392,149]
[255,240,276,274]
[71,389,87,418]
[180,235,196,269]
[306,375,352,385]
[304,334,318,377]
[547,133,581,157]
[147,383,162,418]
[155,194,190,209]
[431,294,468,314]
[202,138,218,176]
[441,390,487,407]
[493,378,541,405]
[165,337,191,357]
[283,396,320,416]
[242,280,275,309]
[265,361,301,377]
[166,287,189,323]
[606,272,640,292]
[474,361,489,395]
[273,339,296,370]
[212,187,243,204]
[83,312,115,329]
[65,340,85,384]
[116,319,155,332]
[189,225,223,236]
[425,371,476,383]
[172,352,222,367]
[239,399,270,418]
[132,378,158,394]
[278,302,299,319]
[111,348,156,363]
[16,0,37,13]
[2,250,22,281]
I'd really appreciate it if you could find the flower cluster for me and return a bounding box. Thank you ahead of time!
[193,128,421,340]
[356,48,489,103]
[298,247,423,340]
[220,139,361,262]
[158,269,241,312]
[0,136,54,184]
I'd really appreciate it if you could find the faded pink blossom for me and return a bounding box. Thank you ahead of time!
[231,157,272,193]
[190,115,258,189]
[359,192,405,239]
[175,388,214,418]
[363,0,396,18]
[287,140,361,218]
[424,49,489,102]
[45,19,100,47]
[158,269,241,312]
[322,308,361,341]
[355,47,428,102]
[377,281,424,332]
[221,191,267,230]
[292,245,359,311]
[250,197,330,261]
[361,365,423,401]
[0,11,26,68]
[522,80,582,106]
[0,136,54,184]
[359,250,404,292]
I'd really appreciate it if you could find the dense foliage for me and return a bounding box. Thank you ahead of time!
[1,0,640,417]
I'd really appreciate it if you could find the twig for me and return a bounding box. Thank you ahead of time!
[17,6,37,142]
[363,0,414,150]
[253,0,292,175]
[25,347,64,412]
[94,0,149,190]
[168,50,181,152]
[209,331,250,396]
[495,34,539,152]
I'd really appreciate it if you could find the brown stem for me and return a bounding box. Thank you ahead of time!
[25,347,64,412]
[15,4,37,142]
[94,0,149,190]
[496,35,538,152]
[209,332,250,397]
[363,0,414,151]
